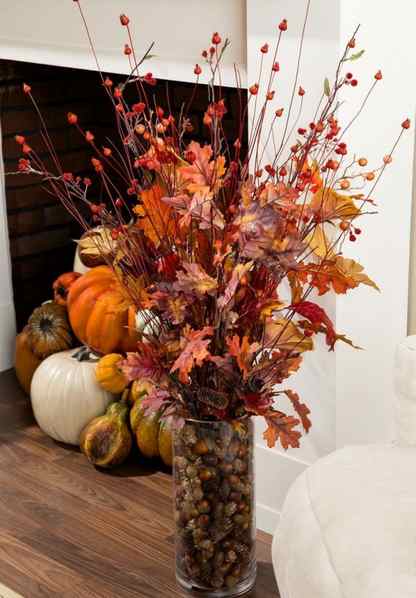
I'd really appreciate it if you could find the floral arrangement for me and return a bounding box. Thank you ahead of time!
[13,1,410,450]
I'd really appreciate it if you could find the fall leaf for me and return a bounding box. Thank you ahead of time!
[226,334,260,379]
[304,224,334,259]
[283,390,311,433]
[301,255,379,295]
[174,262,217,297]
[142,388,171,415]
[265,318,313,353]
[291,301,336,349]
[310,187,360,221]
[170,326,214,383]
[134,184,175,247]
[263,411,302,449]
[218,261,253,310]
[121,343,164,382]
[179,141,225,193]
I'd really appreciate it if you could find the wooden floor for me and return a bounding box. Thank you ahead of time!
[0,370,280,597]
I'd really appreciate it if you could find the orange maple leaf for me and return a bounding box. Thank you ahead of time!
[300,255,379,295]
[309,187,360,221]
[226,335,260,379]
[170,326,214,384]
[134,184,175,247]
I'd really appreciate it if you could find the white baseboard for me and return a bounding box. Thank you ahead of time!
[0,302,16,372]
[256,501,280,535]
[255,443,309,535]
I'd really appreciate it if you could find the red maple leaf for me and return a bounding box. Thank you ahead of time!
[291,300,336,349]
[120,343,164,382]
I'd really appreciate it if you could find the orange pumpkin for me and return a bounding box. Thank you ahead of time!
[15,326,42,395]
[67,266,139,355]
[53,272,82,306]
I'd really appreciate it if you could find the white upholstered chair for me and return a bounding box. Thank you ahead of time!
[272,336,416,598]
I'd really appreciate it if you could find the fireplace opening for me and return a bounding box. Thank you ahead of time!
[0,60,246,330]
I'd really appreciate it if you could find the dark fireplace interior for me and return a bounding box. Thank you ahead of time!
[0,60,245,330]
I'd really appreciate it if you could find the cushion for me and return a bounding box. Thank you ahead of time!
[272,444,416,598]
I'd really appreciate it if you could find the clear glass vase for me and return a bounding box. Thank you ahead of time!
[173,417,256,596]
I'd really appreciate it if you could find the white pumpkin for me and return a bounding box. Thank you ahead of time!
[30,347,113,445]
[73,245,90,275]
[136,309,161,337]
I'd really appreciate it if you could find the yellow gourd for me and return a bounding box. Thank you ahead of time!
[96,353,128,394]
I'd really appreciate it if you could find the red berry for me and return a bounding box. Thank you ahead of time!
[348,38,356,48]
[350,79,358,87]
[298,86,305,96]
[120,14,130,26]
[194,64,202,76]
[132,102,145,114]
[278,19,288,31]
[374,70,382,80]
[85,131,95,143]
[260,43,269,54]
[349,234,356,242]
[212,32,221,45]
[104,77,113,87]
[275,108,284,117]
[15,135,25,145]
[67,112,78,125]
[103,147,112,157]
[346,72,353,80]
[402,118,411,130]
[23,83,31,94]
[124,44,132,56]
[272,62,280,72]
[115,198,123,208]
[249,83,259,95]
[354,228,361,235]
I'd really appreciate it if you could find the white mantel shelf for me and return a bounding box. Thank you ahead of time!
[0,0,247,87]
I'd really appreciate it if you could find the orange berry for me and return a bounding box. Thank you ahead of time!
[365,172,375,181]
[383,155,392,164]
[340,179,350,190]
[339,221,349,231]
[358,157,368,167]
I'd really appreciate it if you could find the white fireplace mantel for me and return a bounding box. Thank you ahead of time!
[0,0,415,535]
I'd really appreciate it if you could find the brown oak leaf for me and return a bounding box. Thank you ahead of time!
[283,389,311,433]
[263,411,302,449]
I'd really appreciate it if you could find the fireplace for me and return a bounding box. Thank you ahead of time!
[1,59,245,330]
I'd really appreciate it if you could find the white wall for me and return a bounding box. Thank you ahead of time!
[0,125,16,370]
[248,0,416,533]
[336,0,416,447]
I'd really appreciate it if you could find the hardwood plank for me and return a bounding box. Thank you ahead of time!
[0,370,279,597]
[0,532,84,597]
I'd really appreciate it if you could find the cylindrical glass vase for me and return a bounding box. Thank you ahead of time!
[173,417,256,596]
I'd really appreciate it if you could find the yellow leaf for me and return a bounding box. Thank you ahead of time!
[310,187,360,221]
[260,299,287,319]
[265,318,313,353]
[305,225,334,259]
[334,256,379,292]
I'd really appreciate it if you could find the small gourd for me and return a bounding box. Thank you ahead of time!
[96,353,128,394]
[80,397,132,468]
